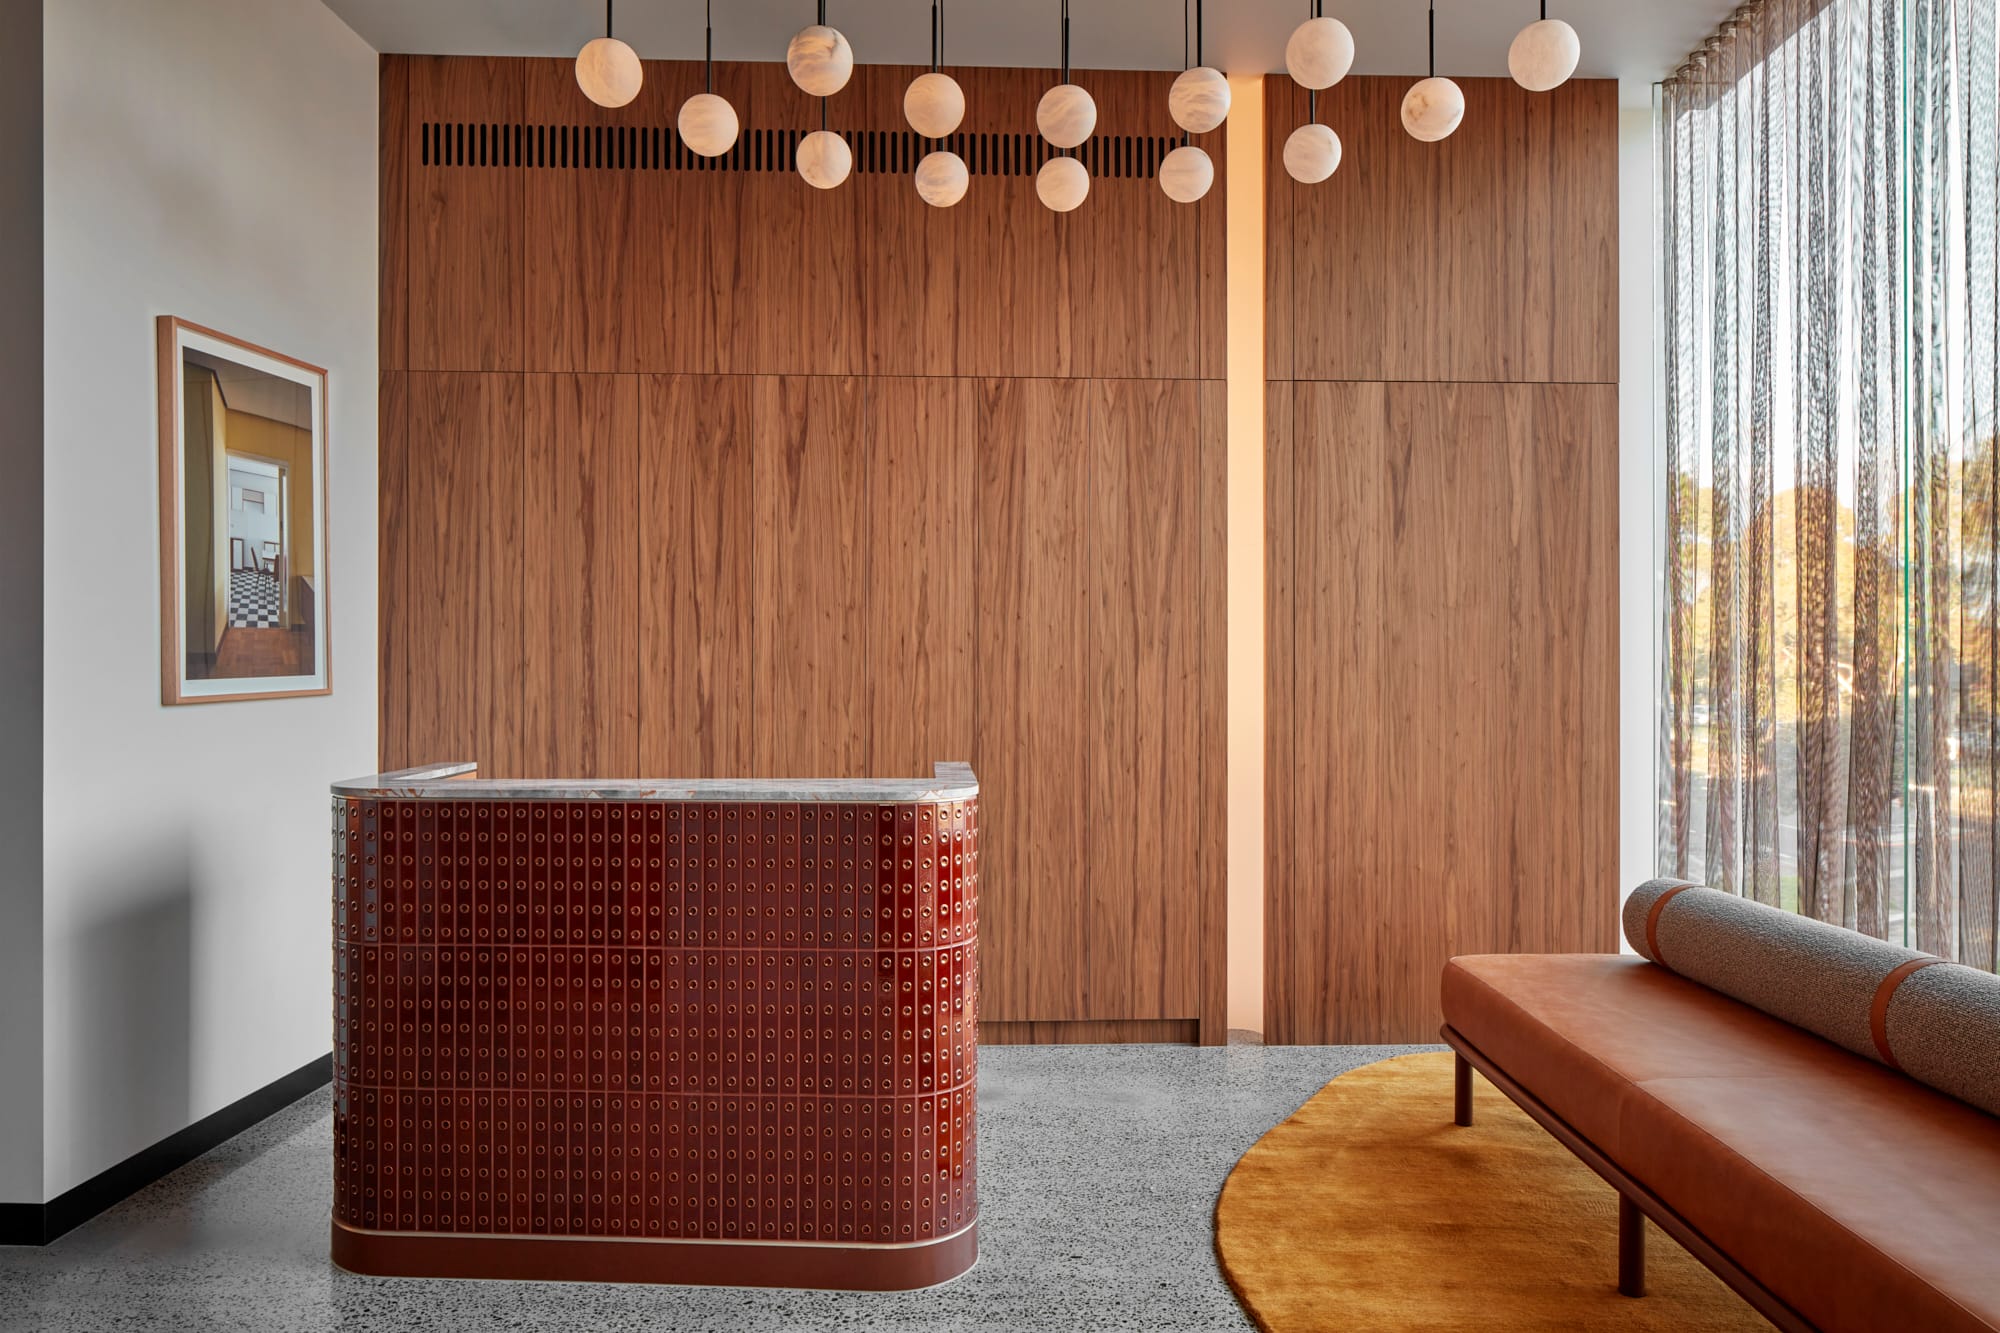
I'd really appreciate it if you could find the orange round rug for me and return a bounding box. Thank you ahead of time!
[1214,1052,1768,1331]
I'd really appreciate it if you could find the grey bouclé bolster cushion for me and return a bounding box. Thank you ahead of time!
[1623,878,2000,1118]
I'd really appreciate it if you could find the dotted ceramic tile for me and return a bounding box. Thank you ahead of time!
[332,795,979,1283]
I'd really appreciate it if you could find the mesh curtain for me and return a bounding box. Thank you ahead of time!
[1658,0,2000,968]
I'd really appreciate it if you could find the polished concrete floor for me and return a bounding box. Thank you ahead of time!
[0,1040,1420,1332]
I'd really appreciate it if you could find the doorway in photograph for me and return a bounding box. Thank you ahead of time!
[227,457,286,629]
[158,317,330,703]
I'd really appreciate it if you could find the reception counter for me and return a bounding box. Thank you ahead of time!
[329,762,979,1289]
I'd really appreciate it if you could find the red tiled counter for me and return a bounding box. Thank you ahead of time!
[328,763,979,1289]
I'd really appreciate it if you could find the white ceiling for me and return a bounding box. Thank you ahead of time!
[186,350,315,431]
[321,1,1735,107]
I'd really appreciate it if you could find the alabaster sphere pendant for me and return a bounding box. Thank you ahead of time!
[1401,76,1465,142]
[678,92,740,158]
[1284,16,1355,90]
[1169,66,1231,135]
[905,71,966,139]
[1509,17,1581,92]
[787,24,854,97]
[1283,123,1342,184]
[915,150,970,207]
[1037,83,1097,149]
[797,129,853,189]
[1037,155,1090,212]
[575,36,643,108]
[1158,144,1214,203]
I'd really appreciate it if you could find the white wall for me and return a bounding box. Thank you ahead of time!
[1618,105,1659,914]
[0,0,45,1206]
[41,0,376,1199]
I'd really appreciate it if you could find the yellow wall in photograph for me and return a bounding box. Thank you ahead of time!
[223,409,316,629]
[180,366,229,656]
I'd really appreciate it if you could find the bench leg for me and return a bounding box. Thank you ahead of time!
[1453,1051,1473,1127]
[1618,1194,1646,1298]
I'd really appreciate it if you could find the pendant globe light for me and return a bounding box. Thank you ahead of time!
[1168,0,1229,134]
[916,150,970,207]
[789,2,851,189]
[788,2,854,98]
[678,0,738,158]
[1509,2,1581,92]
[575,0,642,108]
[1283,119,1341,184]
[1284,3,1354,91]
[906,3,966,139]
[1160,0,1214,203]
[1159,145,1214,203]
[909,4,969,207]
[1037,0,1096,151]
[1038,0,1091,211]
[1401,1,1465,142]
[1038,156,1090,212]
[1283,3,1346,185]
[1038,84,1097,149]
[1169,70,1230,135]
[798,126,852,189]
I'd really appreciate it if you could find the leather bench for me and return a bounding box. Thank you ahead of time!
[1441,953,2000,1333]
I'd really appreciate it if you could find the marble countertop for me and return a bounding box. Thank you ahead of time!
[333,761,978,803]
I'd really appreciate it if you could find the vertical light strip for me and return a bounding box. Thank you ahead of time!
[1224,74,1266,1037]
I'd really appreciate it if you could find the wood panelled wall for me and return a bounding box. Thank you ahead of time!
[379,56,1227,1044]
[1264,76,1620,1044]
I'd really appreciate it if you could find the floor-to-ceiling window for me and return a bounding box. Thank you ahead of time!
[1658,0,1999,968]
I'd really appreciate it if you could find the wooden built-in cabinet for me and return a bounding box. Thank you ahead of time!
[377,56,1227,1044]
[378,56,1621,1050]
[1263,76,1621,1044]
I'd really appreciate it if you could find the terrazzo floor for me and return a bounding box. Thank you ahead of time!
[0,1040,1421,1333]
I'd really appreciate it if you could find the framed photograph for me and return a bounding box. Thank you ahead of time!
[157,316,331,704]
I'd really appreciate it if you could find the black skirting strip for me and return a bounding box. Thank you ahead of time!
[0,1052,331,1246]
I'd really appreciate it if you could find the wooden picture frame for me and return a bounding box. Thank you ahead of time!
[157,316,333,704]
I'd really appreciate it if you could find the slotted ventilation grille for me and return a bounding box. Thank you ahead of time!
[420,122,1184,179]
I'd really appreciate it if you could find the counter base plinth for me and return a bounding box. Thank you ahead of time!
[331,1218,979,1291]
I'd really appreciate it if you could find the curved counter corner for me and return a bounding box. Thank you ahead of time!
[330,762,979,1289]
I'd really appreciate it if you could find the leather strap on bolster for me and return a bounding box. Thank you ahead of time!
[1644,884,1694,966]
[1870,957,1944,1068]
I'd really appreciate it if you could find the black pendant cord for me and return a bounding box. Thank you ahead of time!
[1429,0,1437,79]
[1304,0,1324,121]
[605,0,613,38]
[1060,0,1070,84]
[1196,0,1204,67]
[1054,0,1072,160]
[931,2,941,72]
[704,0,714,93]
[1179,0,1189,144]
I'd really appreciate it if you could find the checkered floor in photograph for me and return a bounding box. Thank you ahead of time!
[229,568,283,629]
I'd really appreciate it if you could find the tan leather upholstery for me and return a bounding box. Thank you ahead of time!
[1622,879,2000,1118]
[1443,954,2000,1333]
